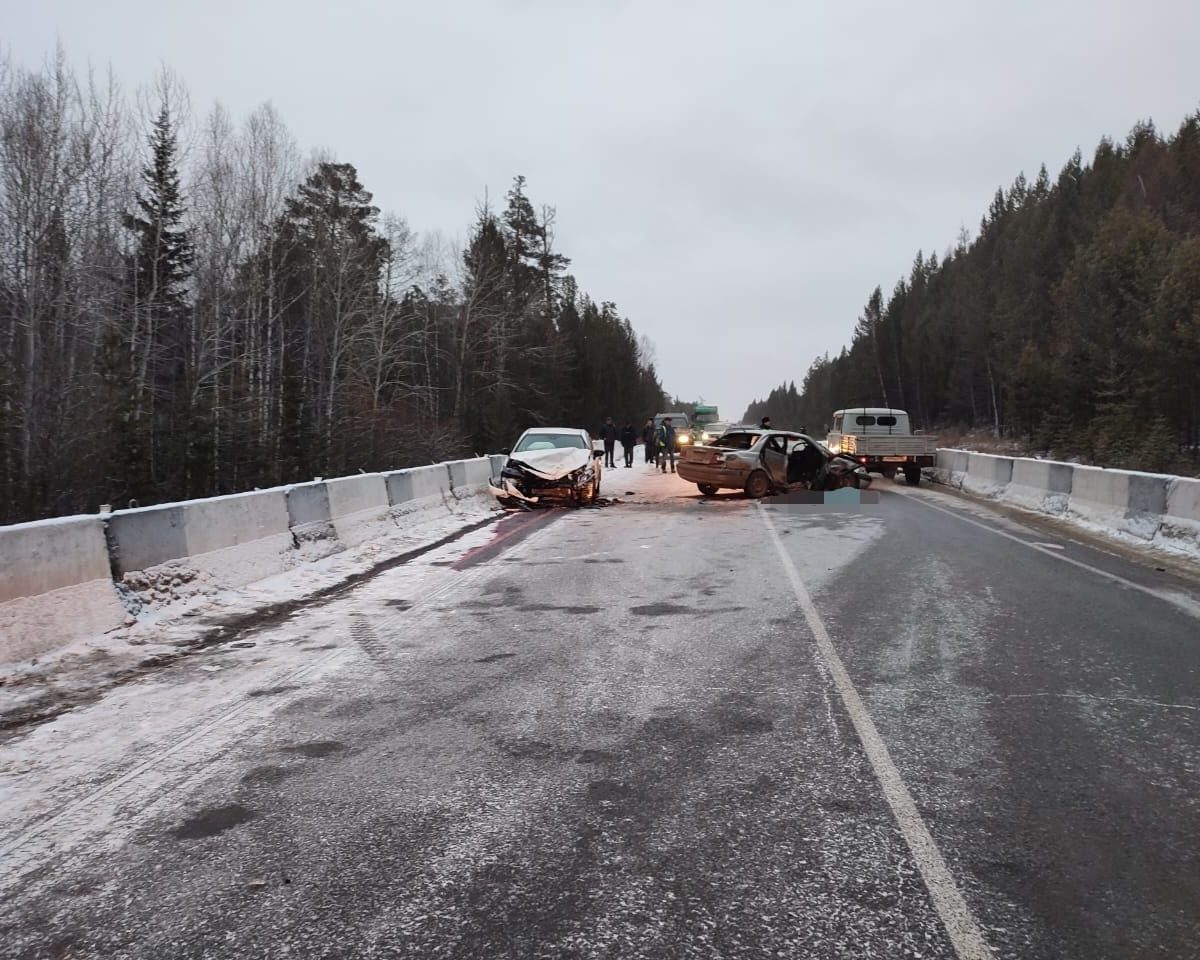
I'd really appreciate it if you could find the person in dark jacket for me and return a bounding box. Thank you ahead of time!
[760,416,772,430]
[619,421,637,467]
[641,419,656,463]
[656,418,676,473]
[600,416,618,468]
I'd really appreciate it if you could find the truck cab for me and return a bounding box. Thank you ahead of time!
[825,407,936,484]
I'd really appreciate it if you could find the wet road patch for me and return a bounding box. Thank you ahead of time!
[240,765,301,786]
[475,652,516,663]
[247,684,301,698]
[172,803,257,840]
[279,740,345,759]
[576,748,619,764]
[630,602,692,616]
[517,603,601,615]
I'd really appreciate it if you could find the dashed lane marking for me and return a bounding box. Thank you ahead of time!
[758,503,996,960]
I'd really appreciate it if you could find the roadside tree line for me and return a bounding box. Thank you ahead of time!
[746,113,1200,474]
[0,50,667,524]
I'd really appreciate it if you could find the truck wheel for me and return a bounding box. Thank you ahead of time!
[744,471,771,499]
[882,467,897,481]
[904,466,921,486]
[697,483,719,496]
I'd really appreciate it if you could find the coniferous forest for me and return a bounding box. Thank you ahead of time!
[0,54,667,524]
[744,113,1200,476]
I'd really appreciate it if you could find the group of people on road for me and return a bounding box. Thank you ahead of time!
[599,416,677,473]
[599,417,639,468]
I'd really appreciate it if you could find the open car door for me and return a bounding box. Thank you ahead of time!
[759,434,789,488]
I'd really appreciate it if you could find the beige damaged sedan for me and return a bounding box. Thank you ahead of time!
[678,429,871,498]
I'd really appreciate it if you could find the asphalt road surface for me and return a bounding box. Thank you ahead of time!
[2,463,1198,959]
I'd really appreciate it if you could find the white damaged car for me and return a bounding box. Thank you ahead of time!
[491,427,604,507]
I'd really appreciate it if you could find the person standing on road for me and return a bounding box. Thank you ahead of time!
[656,417,676,473]
[641,419,656,463]
[600,416,618,468]
[620,421,637,467]
[760,416,772,430]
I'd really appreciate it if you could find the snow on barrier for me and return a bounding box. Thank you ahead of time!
[446,458,494,502]
[928,449,968,488]
[1066,465,1132,535]
[928,449,1200,558]
[1157,477,1200,553]
[285,481,338,560]
[0,516,127,661]
[107,489,294,598]
[961,453,1013,499]
[384,464,452,519]
[1122,472,1170,541]
[1006,458,1073,515]
[0,456,505,666]
[324,473,392,548]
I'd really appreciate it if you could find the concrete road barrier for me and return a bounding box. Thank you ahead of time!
[0,516,127,662]
[385,464,453,518]
[324,474,392,547]
[284,481,336,552]
[446,458,494,501]
[1155,477,1200,552]
[1122,473,1170,541]
[107,489,294,589]
[962,453,1013,499]
[1005,458,1073,516]
[1066,465,1131,533]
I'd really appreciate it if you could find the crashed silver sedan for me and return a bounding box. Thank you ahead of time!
[490,427,604,507]
[678,429,871,498]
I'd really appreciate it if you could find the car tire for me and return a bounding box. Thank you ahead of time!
[904,466,921,486]
[744,470,770,499]
[697,483,718,496]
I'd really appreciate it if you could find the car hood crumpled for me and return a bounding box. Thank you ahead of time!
[506,447,593,480]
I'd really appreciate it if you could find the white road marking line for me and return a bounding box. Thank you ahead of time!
[758,504,996,960]
[1032,542,1064,551]
[904,493,1200,621]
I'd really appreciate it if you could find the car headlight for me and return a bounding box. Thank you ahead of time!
[678,434,690,444]
[827,443,840,454]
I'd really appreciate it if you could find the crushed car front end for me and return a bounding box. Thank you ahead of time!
[491,445,601,507]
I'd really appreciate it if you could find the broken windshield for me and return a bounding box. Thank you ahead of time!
[513,432,588,452]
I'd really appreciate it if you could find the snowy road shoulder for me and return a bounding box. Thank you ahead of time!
[0,499,504,737]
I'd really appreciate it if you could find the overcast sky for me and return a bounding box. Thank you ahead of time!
[5,0,1200,417]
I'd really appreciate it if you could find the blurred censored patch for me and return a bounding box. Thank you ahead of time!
[767,488,880,509]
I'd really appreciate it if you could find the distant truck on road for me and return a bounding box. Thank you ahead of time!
[825,407,936,485]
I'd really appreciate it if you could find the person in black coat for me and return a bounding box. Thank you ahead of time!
[641,419,656,463]
[600,416,618,468]
[619,421,637,467]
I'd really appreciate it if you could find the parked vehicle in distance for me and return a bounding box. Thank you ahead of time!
[678,429,870,498]
[825,407,936,485]
[491,427,604,507]
[653,412,693,450]
[695,421,733,445]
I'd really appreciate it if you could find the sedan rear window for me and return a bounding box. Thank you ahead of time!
[712,432,760,449]
[514,433,587,452]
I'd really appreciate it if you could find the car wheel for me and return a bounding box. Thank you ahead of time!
[744,470,770,499]
[697,483,718,496]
